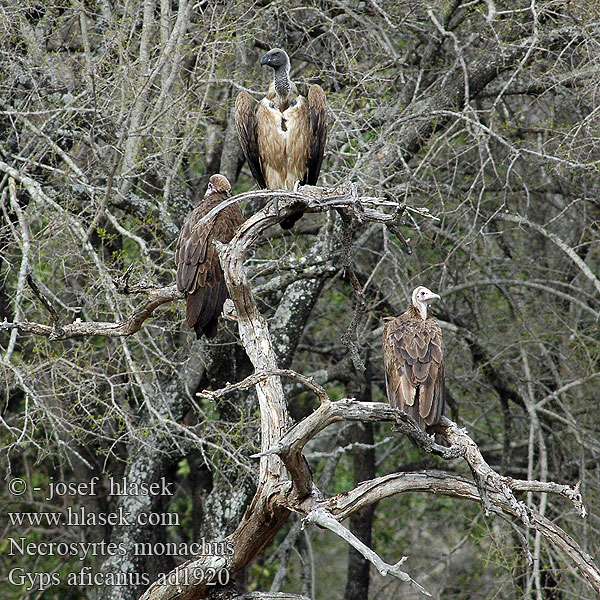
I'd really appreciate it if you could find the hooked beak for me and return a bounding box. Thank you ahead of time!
[260,53,270,66]
[422,291,441,304]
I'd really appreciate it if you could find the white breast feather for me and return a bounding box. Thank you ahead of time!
[257,96,309,189]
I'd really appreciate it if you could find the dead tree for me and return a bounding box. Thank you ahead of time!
[1,182,597,597]
[128,186,598,600]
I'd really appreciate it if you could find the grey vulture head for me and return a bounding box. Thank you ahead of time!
[260,48,290,71]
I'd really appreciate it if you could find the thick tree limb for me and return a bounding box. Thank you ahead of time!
[191,185,411,234]
[254,399,596,593]
[0,284,181,339]
[321,470,600,592]
[256,400,584,514]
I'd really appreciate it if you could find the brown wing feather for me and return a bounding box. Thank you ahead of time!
[175,211,208,294]
[382,312,445,430]
[176,196,243,339]
[305,84,327,185]
[235,92,266,188]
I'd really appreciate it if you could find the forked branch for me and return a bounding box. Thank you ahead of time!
[0,283,181,340]
[303,508,430,596]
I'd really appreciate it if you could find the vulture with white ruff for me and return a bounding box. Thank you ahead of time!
[382,286,445,431]
[175,174,243,339]
[235,48,327,229]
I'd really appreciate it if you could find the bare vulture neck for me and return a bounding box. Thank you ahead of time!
[410,303,428,321]
[273,65,292,101]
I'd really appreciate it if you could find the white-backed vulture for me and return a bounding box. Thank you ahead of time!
[175,174,243,339]
[382,286,445,431]
[235,48,327,229]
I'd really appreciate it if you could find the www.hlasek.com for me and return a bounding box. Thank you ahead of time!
[8,505,179,527]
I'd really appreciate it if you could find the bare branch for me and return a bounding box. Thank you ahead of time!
[495,213,600,296]
[197,369,330,405]
[26,274,60,324]
[303,507,430,596]
[1,284,181,340]
[321,470,600,592]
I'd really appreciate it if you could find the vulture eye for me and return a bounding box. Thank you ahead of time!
[269,101,276,109]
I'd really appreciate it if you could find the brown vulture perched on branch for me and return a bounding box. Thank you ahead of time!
[175,174,243,339]
[382,286,445,431]
[235,48,328,229]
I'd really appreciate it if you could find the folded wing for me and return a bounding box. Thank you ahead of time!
[175,199,243,339]
[382,312,445,429]
[305,84,328,186]
[235,91,266,188]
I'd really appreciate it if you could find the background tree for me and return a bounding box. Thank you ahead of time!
[1,1,600,599]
